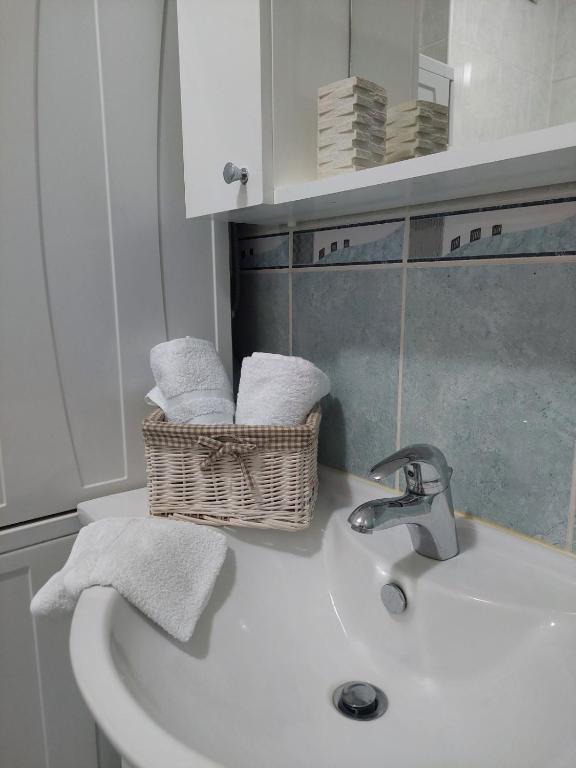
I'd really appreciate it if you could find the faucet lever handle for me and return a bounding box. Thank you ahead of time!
[370,444,452,495]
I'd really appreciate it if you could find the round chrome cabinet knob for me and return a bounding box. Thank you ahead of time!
[223,162,248,185]
[381,583,407,614]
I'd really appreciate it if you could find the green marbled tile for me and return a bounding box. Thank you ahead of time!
[402,262,576,545]
[233,272,290,377]
[292,268,402,477]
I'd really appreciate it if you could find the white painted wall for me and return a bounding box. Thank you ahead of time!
[419,0,450,62]
[550,0,576,126]
[448,0,560,145]
[272,0,349,186]
[0,0,231,527]
[350,0,421,108]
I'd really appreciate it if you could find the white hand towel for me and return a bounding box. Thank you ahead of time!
[149,337,234,424]
[235,353,330,426]
[30,518,227,642]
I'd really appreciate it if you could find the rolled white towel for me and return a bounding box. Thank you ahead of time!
[146,386,235,425]
[235,353,330,426]
[30,517,228,643]
[149,337,234,424]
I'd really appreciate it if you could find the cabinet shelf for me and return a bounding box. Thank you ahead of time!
[233,123,576,226]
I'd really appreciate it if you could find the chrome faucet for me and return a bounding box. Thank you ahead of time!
[347,444,459,560]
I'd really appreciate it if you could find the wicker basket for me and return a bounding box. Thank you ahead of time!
[142,407,321,531]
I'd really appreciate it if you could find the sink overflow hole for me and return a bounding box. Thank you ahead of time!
[332,681,388,721]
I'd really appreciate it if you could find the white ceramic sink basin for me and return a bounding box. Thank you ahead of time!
[71,468,576,768]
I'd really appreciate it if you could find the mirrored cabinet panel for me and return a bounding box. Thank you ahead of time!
[273,0,424,184]
[349,0,576,163]
[431,0,576,145]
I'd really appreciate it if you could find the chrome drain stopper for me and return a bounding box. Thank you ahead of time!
[333,681,388,721]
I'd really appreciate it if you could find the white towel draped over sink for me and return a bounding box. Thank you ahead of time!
[30,517,227,642]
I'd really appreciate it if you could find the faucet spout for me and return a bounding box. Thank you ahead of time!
[347,444,459,561]
[348,494,431,534]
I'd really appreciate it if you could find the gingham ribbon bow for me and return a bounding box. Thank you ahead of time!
[197,435,260,500]
[197,435,257,469]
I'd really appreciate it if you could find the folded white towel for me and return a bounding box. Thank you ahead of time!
[149,337,234,424]
[30,518,227,642]
[235,353,330,426]
[146,385,235,425]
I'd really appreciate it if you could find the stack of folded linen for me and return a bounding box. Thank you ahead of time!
[385,100,449,163]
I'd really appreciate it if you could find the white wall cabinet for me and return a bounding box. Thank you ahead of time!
[0,520,120,768]
[175,0,359,216]
[176,0,576,226]
[174,0,427,218]
[176,0,273,217]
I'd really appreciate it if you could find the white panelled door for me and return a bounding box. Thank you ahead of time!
[0,527,120,768]
[0,0,231,527]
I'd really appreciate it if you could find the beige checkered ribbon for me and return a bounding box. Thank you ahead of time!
[143,407,321,452]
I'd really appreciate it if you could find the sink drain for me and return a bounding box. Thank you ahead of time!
[332,681,388,721]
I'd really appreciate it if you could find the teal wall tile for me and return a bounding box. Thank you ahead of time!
[294,219,404,267]
[410,199,576,262]
[401,262,576,545]
[231,193,576,550]
[292,269,402,477]
[233,272,289,377]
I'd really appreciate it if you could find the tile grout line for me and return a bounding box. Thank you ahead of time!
[332,463,576,559]
[548,0,561,127]
[552,73,576,85]
[394,216,410,464]
[288,229,294,355]
[564,440,576,550]
[291,261,403,272]
[240,193,576,238]
[239,253,576,275]
[406,254,576,268]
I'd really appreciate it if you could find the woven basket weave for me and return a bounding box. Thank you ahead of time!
[142,407,321,530]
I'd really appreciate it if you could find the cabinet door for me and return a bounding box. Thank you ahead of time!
[0,533,120,768]
[176,0,273,217]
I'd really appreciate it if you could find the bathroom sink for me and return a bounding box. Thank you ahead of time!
[70,468,576,768]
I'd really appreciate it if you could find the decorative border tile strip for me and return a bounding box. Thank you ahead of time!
[293,217,405,268]
[237,233,289,270]
[409,198,576,262]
